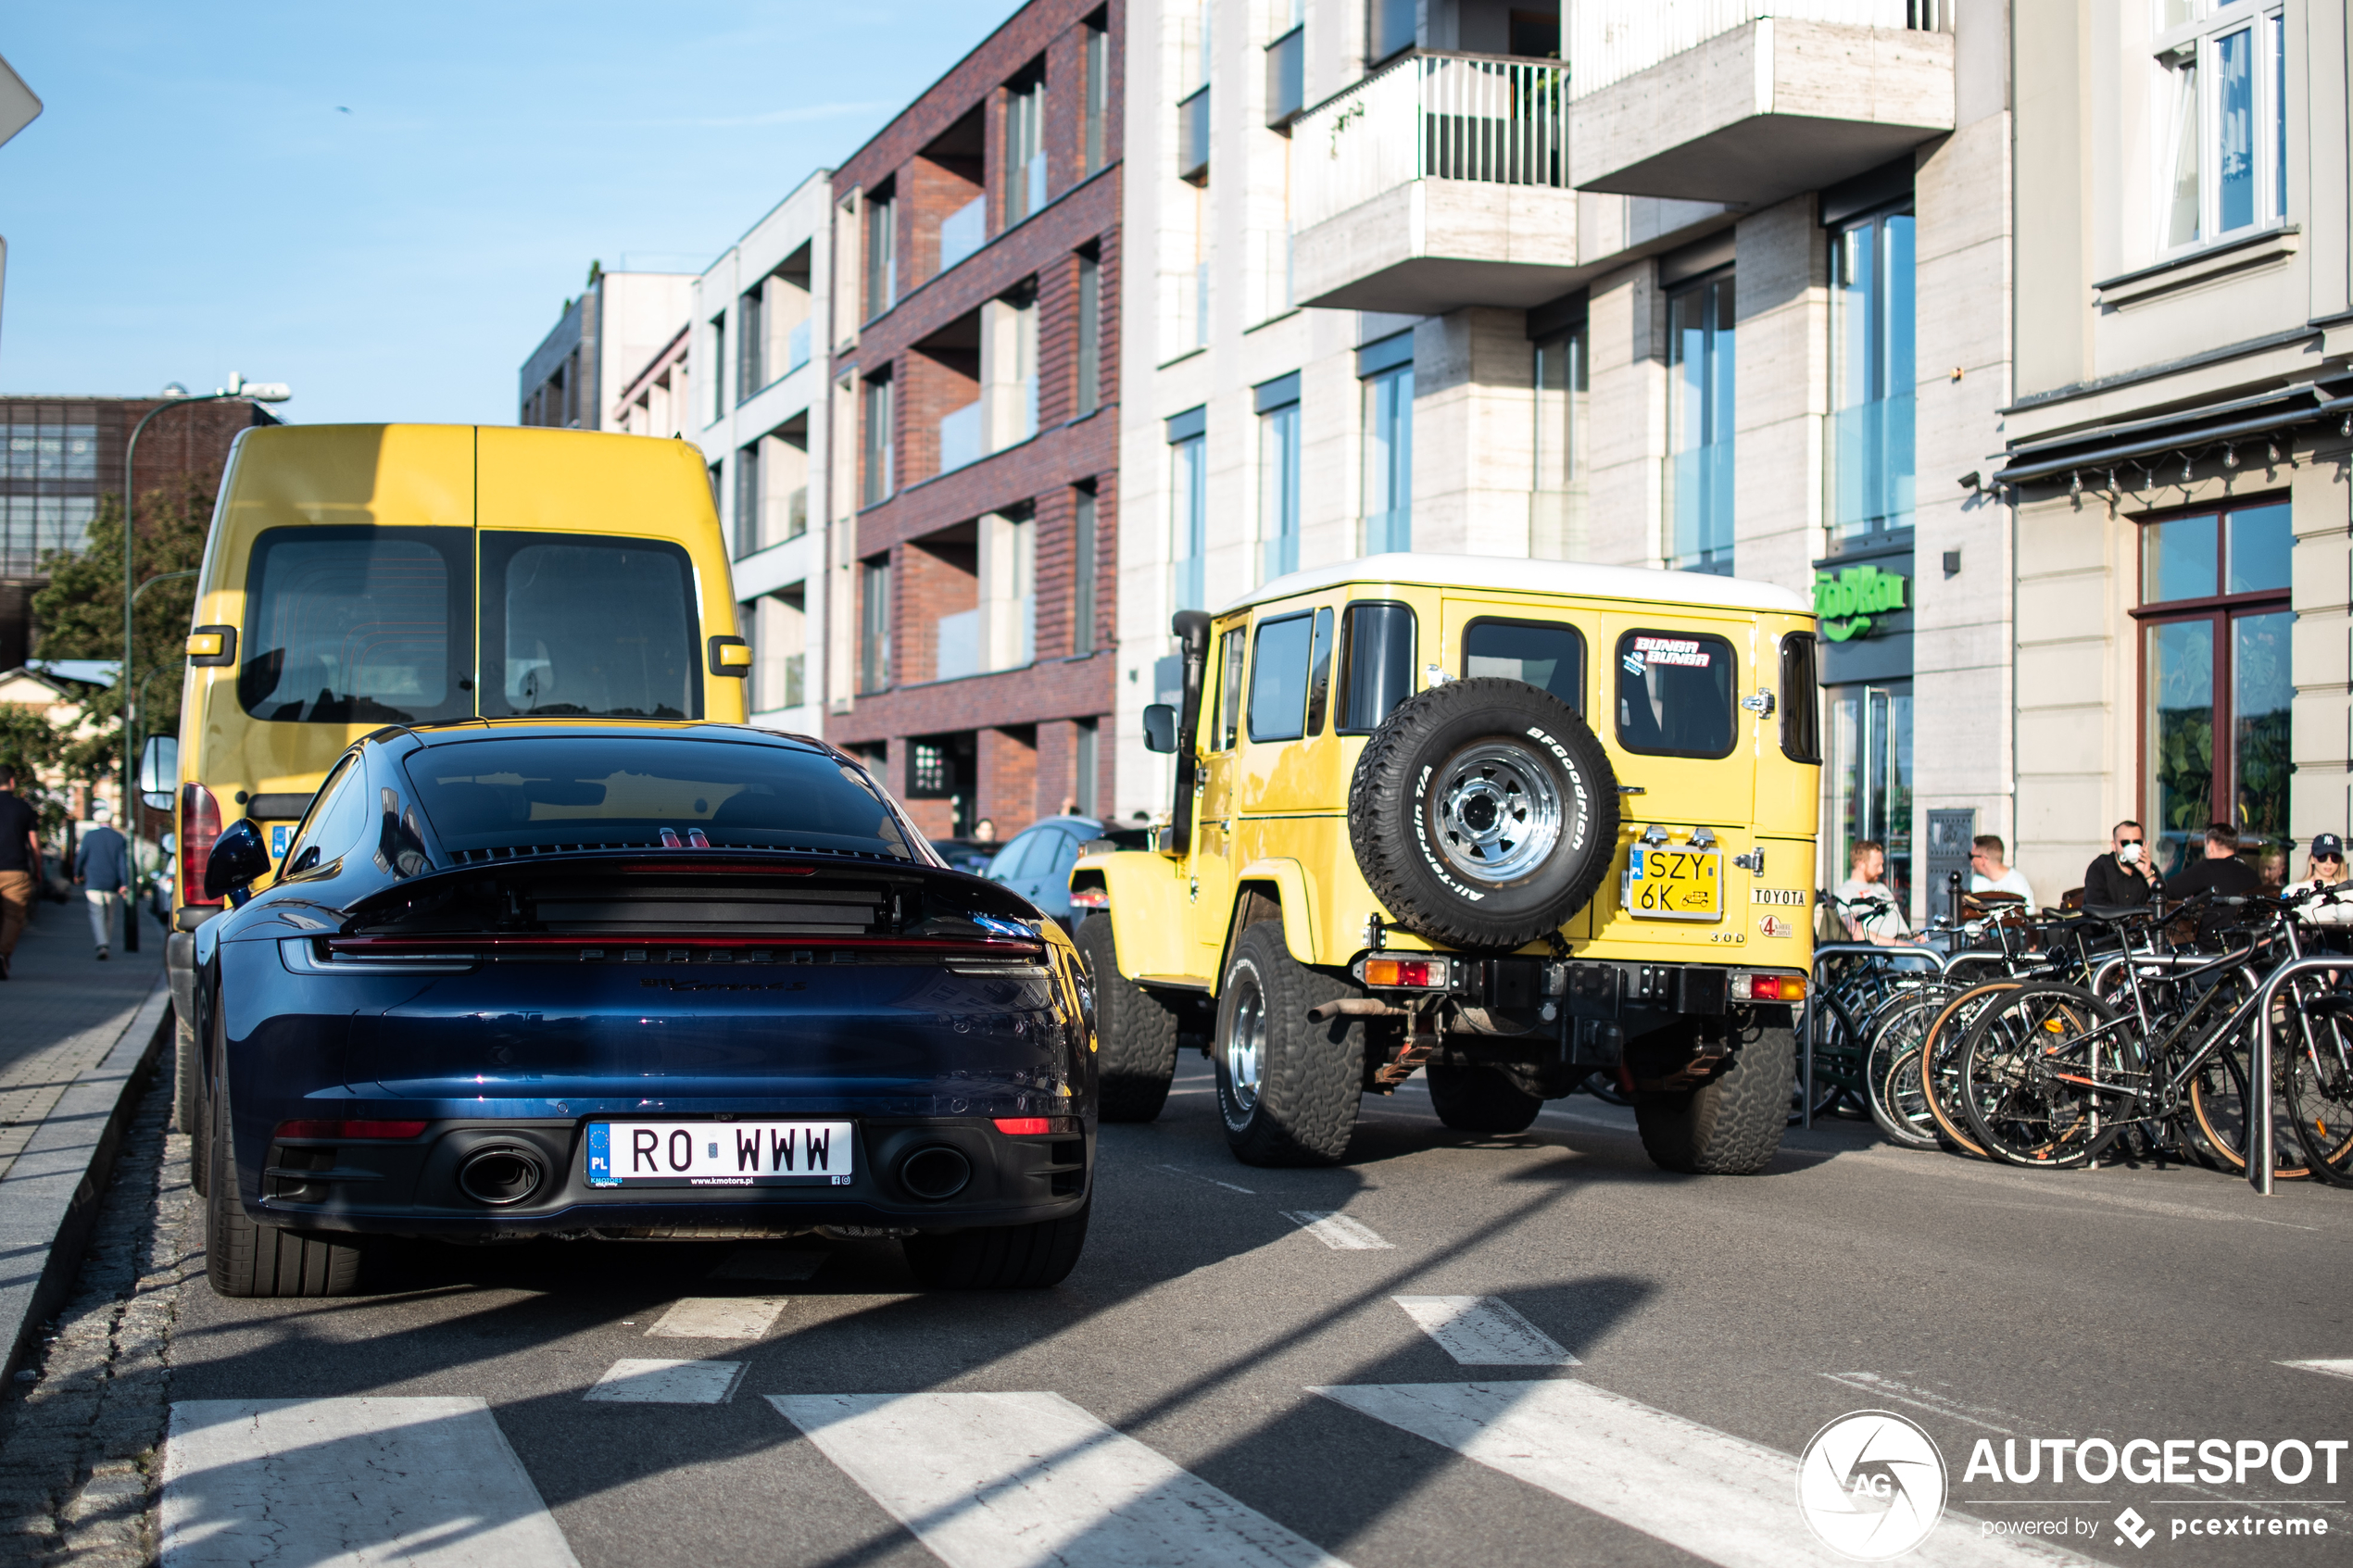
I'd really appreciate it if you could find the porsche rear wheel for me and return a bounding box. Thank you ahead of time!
[903,1202,1089,1289]
[205,1018,366,1298]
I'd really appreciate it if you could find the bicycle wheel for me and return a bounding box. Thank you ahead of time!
[1957,984,2132,1168]
[2186,1038,2310,1180]
[2283,1003,2353,1182]
[1790,995,1855,1125]
[1917,980,2020,1159]
[1864,989,1954,1150]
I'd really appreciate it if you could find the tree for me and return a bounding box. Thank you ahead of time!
[29,478,213,787]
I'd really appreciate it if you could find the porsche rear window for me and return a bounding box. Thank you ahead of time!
[404,737,913,859]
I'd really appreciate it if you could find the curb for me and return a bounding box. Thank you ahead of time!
[0,984,172,1387]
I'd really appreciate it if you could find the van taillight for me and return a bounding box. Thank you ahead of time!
[181,784,221,908]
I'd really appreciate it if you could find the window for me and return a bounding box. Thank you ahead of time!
[1074,719,1099,816]
[2157,2,2288,250]
[1615,631,1735,759]
[1532,325,1588,559]
[859,555,891,694]
[1214,626,1247,749]
[1363,358,1414,554]
[1007,72,1048,227]
[1247,612,1315,742]
[708,317,727,423]
[238,526,472,724]
[1084,19,1110,175]
[1072,485,1099,656]
[1370,0,1415,63]
[733,443,761,557]
[1338,601,1415,734]
[1076,249,1103,418]
[1171,418,1206,610]
[737,288,763,400]
[865,190,898,318]
[1667,273,1736,574]
[283,750,368,877]
[1780,633,1822,765]
[2138,499,2294,876]
[480,533,701,721]
[1463,620,1585,712]
[1304,607,1336,734]
[1258,374,1301,581]
[1829,209,1916,542]
[862,375,893,505]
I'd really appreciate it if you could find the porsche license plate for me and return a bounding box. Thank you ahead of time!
[1623,847,1723,922]
[585,1121,854,1187]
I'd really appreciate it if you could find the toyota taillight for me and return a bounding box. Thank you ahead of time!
[181,783,221,908]
[1730,972,1806,1002]
[1358,957,1449,988]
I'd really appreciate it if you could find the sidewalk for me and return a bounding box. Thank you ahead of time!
[0,897,171,1389]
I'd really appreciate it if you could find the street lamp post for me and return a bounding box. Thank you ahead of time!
[118,377,289,953]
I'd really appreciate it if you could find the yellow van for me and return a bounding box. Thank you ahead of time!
[159,424,749,1117]
[1069,554,1819,1175]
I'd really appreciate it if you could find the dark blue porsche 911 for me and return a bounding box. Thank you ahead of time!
[190,721,1095,1298]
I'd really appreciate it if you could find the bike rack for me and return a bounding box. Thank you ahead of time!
[2246,953,2349,1197]
[1804,944,1947,1130]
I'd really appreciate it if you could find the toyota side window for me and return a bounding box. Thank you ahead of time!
[1336,601,1416,734]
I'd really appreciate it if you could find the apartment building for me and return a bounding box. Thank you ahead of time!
[2002,0,2352,898]
[685,172,835,731]
[519,267,696,430]
[1118,0,2007,918]
[828,0,1124,838]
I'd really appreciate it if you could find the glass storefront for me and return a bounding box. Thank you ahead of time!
[1828,682,1914,916]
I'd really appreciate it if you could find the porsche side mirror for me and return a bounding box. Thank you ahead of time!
[204,819,272,905]
[1142,704,1176,754]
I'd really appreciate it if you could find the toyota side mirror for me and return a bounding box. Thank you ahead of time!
[1142,704,1177,754]
[203,819,272,905]
[138,735,177,811]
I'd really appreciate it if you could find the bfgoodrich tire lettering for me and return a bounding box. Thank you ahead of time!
[1349,678,1618,949]
[1075,915,1179,1123]
[1214,922,1361,1166]
[1634,1024,1792,1174]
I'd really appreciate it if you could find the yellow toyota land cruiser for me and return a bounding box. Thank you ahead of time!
[1070,554,1819,1174]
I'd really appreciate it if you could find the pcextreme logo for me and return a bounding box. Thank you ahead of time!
[1796,1411,1948,1560]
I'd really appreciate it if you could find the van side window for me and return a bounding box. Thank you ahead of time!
[1337,601,1416,734]
[1462,619,1585,712]
[283,753,369,876]
[1247,612,1315,743]
[1615,630,1736,758]
[239,527,472,724]
[1779,632,1822,763]
[1214,628,1247,750]
[1304,608,1336,734]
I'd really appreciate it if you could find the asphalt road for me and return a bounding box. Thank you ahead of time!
[150,1057,2353,1567]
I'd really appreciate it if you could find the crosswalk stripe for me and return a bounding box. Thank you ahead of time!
[1392,1296,1578,1366]
[647,1297,787,1338]
[771,1391,1350,1568]
[161,1398,579,1567]
[585,1359,746,1404]
[1281,1211,1393,1250]
[1313,1381,2094,1567]
[2280,1358,2353,1383]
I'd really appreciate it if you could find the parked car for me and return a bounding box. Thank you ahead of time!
[192,721,1095,1298]
[979,816,1105,927]
[1073,552,1819,1174]
[929,837,998,877]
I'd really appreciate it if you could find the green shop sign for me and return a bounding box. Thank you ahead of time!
[1812,564,1909,642]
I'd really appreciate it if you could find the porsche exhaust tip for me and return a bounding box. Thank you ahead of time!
[457,1146,546,1206]
[897,1145,972,1201]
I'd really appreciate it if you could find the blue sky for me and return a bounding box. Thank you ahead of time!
[0,3,1004,425]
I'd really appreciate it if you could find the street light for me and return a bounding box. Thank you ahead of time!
[118,375,290,952]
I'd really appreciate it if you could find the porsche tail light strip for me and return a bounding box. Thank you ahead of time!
[317,933,1046,965]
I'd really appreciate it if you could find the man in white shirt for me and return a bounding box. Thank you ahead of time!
[1968,834,2035,909]
[1835,839,1910,944]
[2284,833,2353,926]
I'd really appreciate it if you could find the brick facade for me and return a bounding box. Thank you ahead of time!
[830,0,1123,839]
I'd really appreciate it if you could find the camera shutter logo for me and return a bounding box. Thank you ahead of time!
[1796,1410,1948,1560]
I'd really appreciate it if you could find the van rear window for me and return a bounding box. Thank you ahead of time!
[404,736,914,859]
[1616,630,1735,758]
[481,533,701,720]
[239,527,472,724]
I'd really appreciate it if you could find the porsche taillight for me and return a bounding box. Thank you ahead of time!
[181,783,221,908]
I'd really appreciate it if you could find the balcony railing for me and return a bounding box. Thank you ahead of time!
[937,401,982,476]
[1177,85,1211,184]
[938,195,985,274]
[1569,1,1945,100]
[786,319,811,374]
[1294,53,1567,231]
[935,608,980,682]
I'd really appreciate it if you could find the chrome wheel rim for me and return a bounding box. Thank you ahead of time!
[1225,973,1267,1117]
[1432,740,1564,884]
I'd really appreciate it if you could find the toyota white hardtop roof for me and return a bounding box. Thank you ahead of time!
[1214,553,1812,619]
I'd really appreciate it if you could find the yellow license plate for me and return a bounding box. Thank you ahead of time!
[1623,847,1723,922]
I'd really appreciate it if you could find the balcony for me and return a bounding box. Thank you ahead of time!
[1290,52,1581,315]
[1568,4,1953,205]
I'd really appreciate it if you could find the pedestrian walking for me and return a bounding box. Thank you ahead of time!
[0,763,39,980]
[2082,819,2164,908]
[73,802,131,961]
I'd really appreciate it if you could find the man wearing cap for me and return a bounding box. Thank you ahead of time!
[2285,834,2353,926]
[72,802,131,961]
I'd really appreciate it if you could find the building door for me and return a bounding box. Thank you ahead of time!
[1827,681,1913,917]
